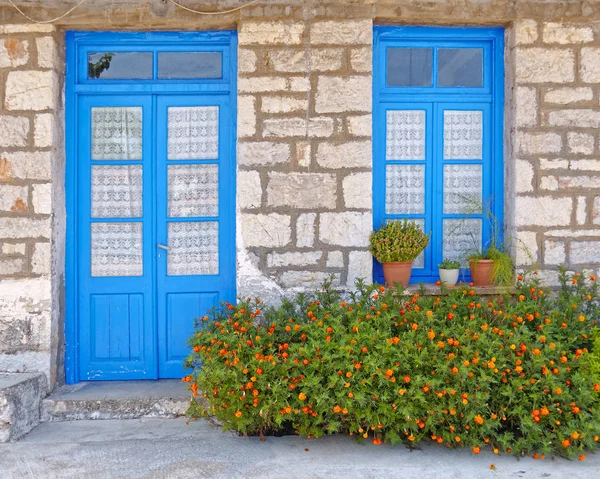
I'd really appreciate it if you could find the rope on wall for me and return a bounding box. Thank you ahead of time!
[5,0,261,24]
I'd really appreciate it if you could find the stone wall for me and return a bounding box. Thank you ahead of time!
[509,20,600,283]
[236,19,373,302]
[0,24,63,386]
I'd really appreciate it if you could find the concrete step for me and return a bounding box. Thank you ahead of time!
[0,372,47,442]
[42,379,191,422]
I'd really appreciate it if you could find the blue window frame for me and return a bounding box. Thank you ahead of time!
[65,31,237,384]
[373,27,504,283]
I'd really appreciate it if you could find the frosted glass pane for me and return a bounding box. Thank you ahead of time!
[167,106,219,160]
[91,107,142,160]
[386,164,425,215]
[168,164,218,217]
[168,222,219,276]
[386,110,426,160]
[443,219,482,265]
[443,164,482,214]
[92,165,142,218]
[443,110,482,160]
[438,48,483,87]
[91,222,142,277]
[386,48,432,87]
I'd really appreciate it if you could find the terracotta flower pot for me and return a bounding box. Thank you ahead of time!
[469,259,495,287]
[382,261,413,287]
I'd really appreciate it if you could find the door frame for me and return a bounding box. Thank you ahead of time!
[65,31,238,384]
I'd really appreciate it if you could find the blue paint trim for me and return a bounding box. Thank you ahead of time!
[65,31,237,383]
[373,26,505,284]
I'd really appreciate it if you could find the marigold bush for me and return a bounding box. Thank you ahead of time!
[185,270,600,459]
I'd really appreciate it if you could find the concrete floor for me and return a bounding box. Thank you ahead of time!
[1,418,599,479]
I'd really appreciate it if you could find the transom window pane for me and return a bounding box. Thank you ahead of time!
[443,164,482,214]
[386,110,426,160]
[92,107,143,160]
[88,52,152,80]
[443,110,483,160]
[168,222,219,276]
[91,165,143,218]
[168,164,219,217]
[443,219,482,265]
[386,48,432,87]
[386,164,425,215]
[438,48,483,87]
[167,106,219,160]
[91,222,143,277]
[158,52,222,79]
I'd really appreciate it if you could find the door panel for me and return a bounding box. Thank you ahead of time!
[156,95,235,378]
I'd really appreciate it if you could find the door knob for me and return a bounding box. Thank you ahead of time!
[157,244,170,251]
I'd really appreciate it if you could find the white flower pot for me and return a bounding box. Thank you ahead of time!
[439,268,459,287]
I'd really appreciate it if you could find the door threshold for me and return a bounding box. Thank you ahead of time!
[42,379,194,422]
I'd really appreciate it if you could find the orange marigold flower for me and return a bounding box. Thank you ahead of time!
[579,454,586,461]
[298,392,306,401]
[562,439,571,447]
[472,446,480,454]
[571,431,580,440]
[234,411,242,418]
[474,415,484,425]
[333,405,342,413]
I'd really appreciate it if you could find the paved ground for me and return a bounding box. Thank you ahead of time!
[1,418,599,479]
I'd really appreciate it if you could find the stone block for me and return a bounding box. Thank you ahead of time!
[310,20,372,45]
[0,217,51,239]
[515,48,574,83]
[239,22,304,45]
[5,71,58,111]
[35,37,57,69]
[237,171,262,209]
[0,151,52,181]
[1,243,25,256]
[539,176,559,191]
[350,47,372,73]
[31,242,51,275]
[580,48,600,83]
[311,48,344,72]
[347,250,373,286]
[576,196,587,225]
[32,183,52,215]
[0,373,47,442]
[262,117,333,138]
[515,160,534,193]
[514,87,537,127]
[238,49,257,73]
[347,114,372,137]
[241,213,291,248]
[568,132,595,155]
[261,96,308,114]
[516,132,562,155]
[279,271,340,289]
[0,185,28,213]
[267,172,337,209]
[542,23,594,44]
[326,251,344,268]
[0,116,29,147]
[268,50,306,72]
[0,39,29,68]
[343,172,372,209]
[288,77,310,92]
[319,212,371,247]
[593,197,600,224]
[296,213,316,248]
[513,20,538,45]
[544,87,593,104]
[548,109,600,128]
[571,241,600,265]
[544,239,566,265]
[33,113,55,148]
[238,77,287,93]
[0,24,54,33]
[316,76,371,113]
[238,141,290,166]
[539,158,569,169]
[267,251,323,268]
[237,95,256,138]
[317,141,371,169]
[557,176,600,189]
[515,196,572,226]
[296,141,311,168]
[515,230,538,266]
[0,258,25,276]
[570,160,600,171]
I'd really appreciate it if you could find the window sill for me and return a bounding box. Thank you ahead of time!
[404,283,515,296]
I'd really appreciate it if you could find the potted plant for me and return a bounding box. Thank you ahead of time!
[438,259,461,287]
[467,246,513,287]
[370,220,430,287]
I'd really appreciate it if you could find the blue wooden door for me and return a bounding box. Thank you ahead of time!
[66,32,237,382]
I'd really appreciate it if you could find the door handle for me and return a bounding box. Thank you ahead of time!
[157,244,170,251]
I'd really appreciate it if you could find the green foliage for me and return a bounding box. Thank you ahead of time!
[185,271,600,459]
[369,220,430,263]
[88,53,114,79]
[439,259,461,270]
